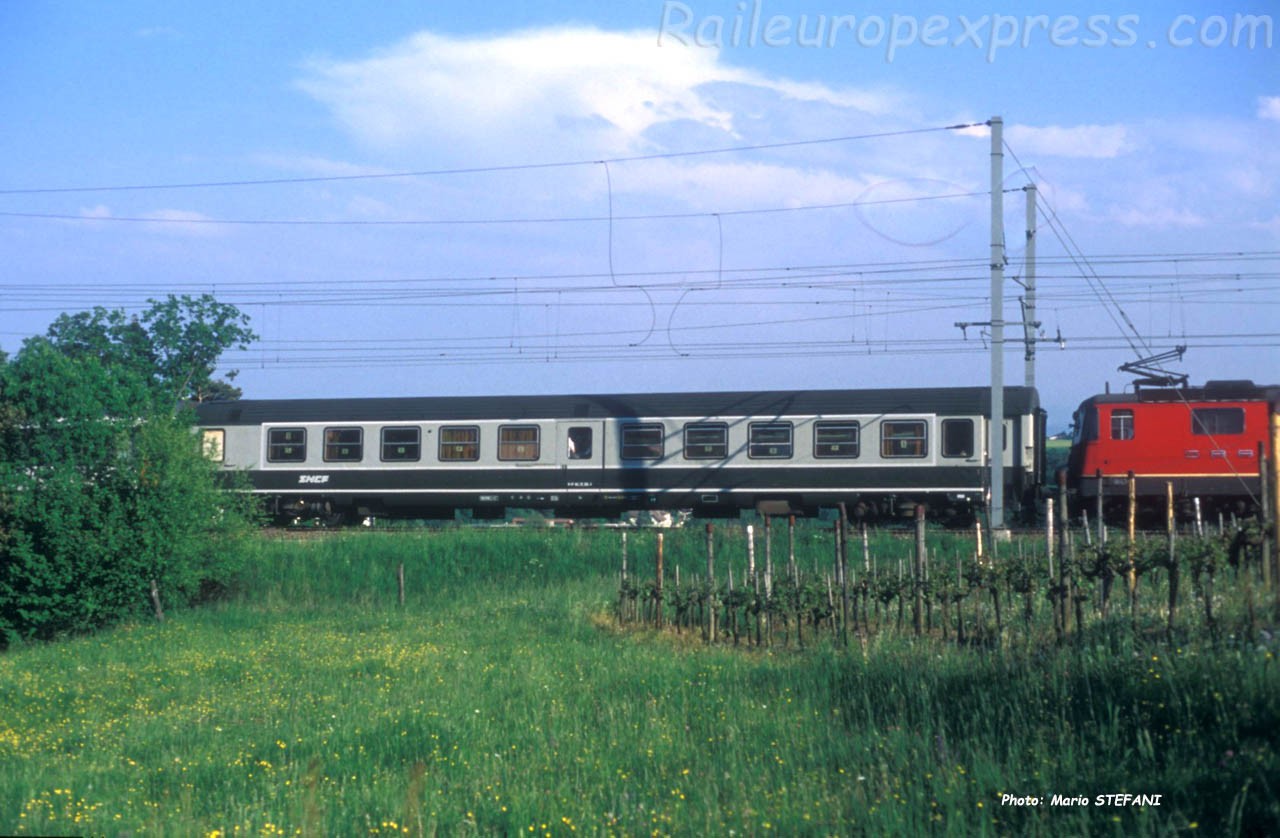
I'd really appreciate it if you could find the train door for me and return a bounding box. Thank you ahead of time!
[558,420,606,493]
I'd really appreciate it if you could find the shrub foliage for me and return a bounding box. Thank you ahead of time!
[0,296,259,645]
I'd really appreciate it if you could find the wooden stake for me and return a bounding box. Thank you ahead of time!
[1167,480,1178,640]
[913,504,926,635]
[705,523,715,643]
[655,532,665,630]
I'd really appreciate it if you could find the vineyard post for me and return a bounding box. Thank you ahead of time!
[746,523,756,645]
[1046,497,1055,582]
[838,503,850,646]
[1047,497,1062,640]
[397,561,405,608]
[1167,481,1178,639]
[1127,471,1138,630]
[1096,469,1106,546]
[787,515,796,582]
[861,522,871,636]
[762,514,773,619]
[656,532,665,630]
[1057,468,1072,637]
[1264,427,1274,616]
[742,524,757,649]
[619,531,628,625]
[913,504,926,635]
[1270,413,1280,616]
[1194,498,1204,538]
[1260,441,1272,592]
[704,523,715,643]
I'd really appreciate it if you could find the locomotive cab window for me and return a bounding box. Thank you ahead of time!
[621,423,664,460]
[1110,409,1135,441]
[202,429,225,462]
[748,422,793,459]
[814,421,859,459]
[1073,407,1099,444]
[381,427,421,462]
[683,423,728,459]
[324,427,363,462]
[439,426,479,461]
[941,419,974,458]
[498,425,540,461]
[1191,408,1245,435]
[268,428,306,463]
[881,420,927,458]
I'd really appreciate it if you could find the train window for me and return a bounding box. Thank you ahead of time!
[381,427,421,462]
[268,427,306,462]
[941,419,974,458]
[1191,408,1245,436]
[621,424,664,460]
[1110,409,1135,441]
[881,421,927,458]
[748,422,793,459]
[498,425,540,461]
[683,423,728,459]
[814,421,860,459]
[567,427,593,459]
[324,427,363,462]
[439,426,480,461]
[1072,407,1098,444]
[202,429,225,462]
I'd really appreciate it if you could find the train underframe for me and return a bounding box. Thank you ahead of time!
[264,486,1039,528]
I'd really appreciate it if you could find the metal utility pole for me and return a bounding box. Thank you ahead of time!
[1023,184,1037,389]
[989,116,1005,531]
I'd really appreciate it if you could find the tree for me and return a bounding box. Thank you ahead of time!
[0,298,260,646]
[44,294,257,405]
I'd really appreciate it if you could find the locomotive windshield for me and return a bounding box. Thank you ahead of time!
[1071,406,1098,445]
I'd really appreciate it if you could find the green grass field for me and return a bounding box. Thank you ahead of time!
[2,527,1278,836]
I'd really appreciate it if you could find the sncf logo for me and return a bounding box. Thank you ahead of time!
[298,474,330,485]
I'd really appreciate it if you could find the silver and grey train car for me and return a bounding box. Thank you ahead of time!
[193,387,1044,523]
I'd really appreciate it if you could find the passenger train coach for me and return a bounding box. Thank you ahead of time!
[193,387,1045,524]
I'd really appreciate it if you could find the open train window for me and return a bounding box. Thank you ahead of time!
[621,423,664,460]
[381,427,421,462]
[324,427,363,462]
[814,421,859,458]
[202,429,225,462]
[498,425,540,461]
[748,422,793,459]
[683,423,728,459]
[881,421,927,458]
[941,419,974,458]
[1110,409,1135,441]
[440,426,480,461]
[1191,408,1245,435]
[567,427,593,459]
[268,428,306,463]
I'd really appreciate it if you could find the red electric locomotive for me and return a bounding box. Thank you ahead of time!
[1067,380,1280,520]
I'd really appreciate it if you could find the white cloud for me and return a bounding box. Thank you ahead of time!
[297,26,894,162]
[1109,205,1205,229]
[1259,96,1280,122]
[1006,124,1134,159]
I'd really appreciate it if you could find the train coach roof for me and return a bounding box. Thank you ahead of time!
[192,386,1040,425]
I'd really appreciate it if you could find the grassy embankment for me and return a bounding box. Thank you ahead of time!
[1,526,1277,836]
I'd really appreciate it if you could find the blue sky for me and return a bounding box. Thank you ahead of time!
[1,1,1276,428]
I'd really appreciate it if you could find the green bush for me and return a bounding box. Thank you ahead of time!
[0,300,258,646]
